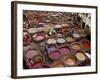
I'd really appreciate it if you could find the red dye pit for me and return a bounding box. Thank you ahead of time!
[82,41,90,49]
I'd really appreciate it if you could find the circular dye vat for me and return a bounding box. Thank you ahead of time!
[59,47,70,55]
[36,35,45,41]
[62,23,70,27]
[54,63,64,67]
[56,33,63,38]
[71,42,81,50]
[32,55,44,62]
[47,38,56,44]
[45,20,51,23]
[64,56,76,66]
[25,50,39,59]
[28,28,37,34]
[30,61,43,68]
[39,42,46,47]
[33,35,45,42]
[66,36,74,42]
[55,25,62,28]
[23,45,31,52]
[57,38,66,44]
[51,63,64,67]
[30,61,49,68]
[72,33,80,38]
[81,40,90,49]
[75,52,86,61]
[47,45,57,53]
[48,50,61,60]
